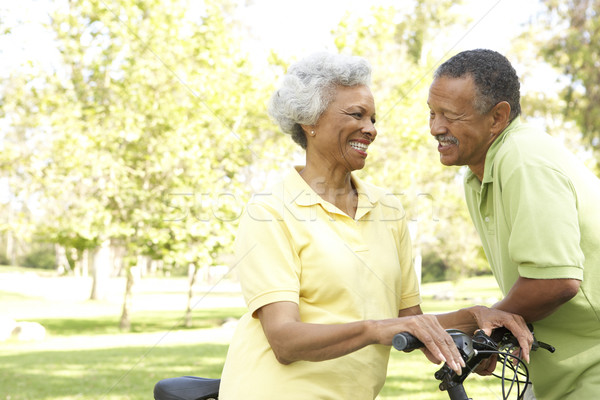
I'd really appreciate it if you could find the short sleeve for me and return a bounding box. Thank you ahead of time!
[501,164,584,280]
[233,201,302,316]
[381,194,421,310]
[398,222,421,310]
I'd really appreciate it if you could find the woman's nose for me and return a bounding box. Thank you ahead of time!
[363,120,377,140]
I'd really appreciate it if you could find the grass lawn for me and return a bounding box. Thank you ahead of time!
[1,268,513,400]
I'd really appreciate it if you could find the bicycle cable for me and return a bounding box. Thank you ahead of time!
[474,349,530,400]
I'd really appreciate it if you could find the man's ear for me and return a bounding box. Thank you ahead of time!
[490,101,511,135]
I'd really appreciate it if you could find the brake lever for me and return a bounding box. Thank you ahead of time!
[488,325,555,353]
[434,329,493,391]
[433,326,555,397]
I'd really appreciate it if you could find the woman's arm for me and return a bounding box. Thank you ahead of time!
[256,301,466,373]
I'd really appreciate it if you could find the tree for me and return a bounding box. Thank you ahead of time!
[3,0,272,329]
[537,0,600,152]
[0,47,50,267]
[332,1,488,280]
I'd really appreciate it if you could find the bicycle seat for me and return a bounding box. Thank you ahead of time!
[154,376,221,400]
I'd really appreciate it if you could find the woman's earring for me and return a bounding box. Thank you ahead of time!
[310,130,316,136]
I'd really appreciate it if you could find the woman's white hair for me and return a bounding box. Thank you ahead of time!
[268,52,371,149]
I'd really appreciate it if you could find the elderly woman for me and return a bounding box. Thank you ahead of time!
[216,52,532,399]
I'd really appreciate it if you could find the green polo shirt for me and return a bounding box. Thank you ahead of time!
[464,118,600,399]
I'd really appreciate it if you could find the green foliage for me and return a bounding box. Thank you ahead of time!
[19,246,56,270]
[537,0,600,152]
[421,250,448,283]
[331,2,486,279]
[421,248,491,283]
[0,0,273,275]
[0,0,507,286]
[512,22,599,174]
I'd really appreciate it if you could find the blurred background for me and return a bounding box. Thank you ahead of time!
[1,0,598,398]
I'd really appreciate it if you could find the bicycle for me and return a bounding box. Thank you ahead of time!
[153,325,554,400]
[392,325,554,400]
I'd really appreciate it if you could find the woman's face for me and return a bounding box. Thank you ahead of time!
[309,84,377,171]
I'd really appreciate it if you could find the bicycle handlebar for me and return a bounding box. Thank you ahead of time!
[393,328,477,354]
[392,325,554,400]
[392,331,423,351]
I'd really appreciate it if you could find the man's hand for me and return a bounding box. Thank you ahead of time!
[468,306,533,363]
[474,354,498,376]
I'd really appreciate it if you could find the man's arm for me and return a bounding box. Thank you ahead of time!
[434,304,533,362]
[493,277,581,322]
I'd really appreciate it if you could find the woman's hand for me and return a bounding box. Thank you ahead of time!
[387,306,466,374]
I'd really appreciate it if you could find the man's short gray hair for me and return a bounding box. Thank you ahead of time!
[434,49,521,121]
[268,52,371,149]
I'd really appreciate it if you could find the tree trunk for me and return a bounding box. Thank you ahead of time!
[138,254,148,277]
[111,245,125,277]
[119,257,142,331]
[55,244,71,274]
[81,249,90,277]
[185,262,198,328]
[90,239,111,300]
[408,221,422,285]
[119,265,136,331]
[6,230,16,266]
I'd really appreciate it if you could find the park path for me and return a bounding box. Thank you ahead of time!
[0,269,244,319]
[1,269,243,349]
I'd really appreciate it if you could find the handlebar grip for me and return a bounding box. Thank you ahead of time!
[393,332,424,351]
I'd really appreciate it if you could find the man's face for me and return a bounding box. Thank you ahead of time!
[427,75,497,178]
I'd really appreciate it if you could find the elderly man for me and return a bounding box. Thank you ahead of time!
[427,48,600,399]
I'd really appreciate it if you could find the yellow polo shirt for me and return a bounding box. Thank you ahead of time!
[219,167,420,399]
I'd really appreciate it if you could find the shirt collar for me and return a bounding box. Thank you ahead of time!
[285,167,384,219]
[466,117,522,186]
